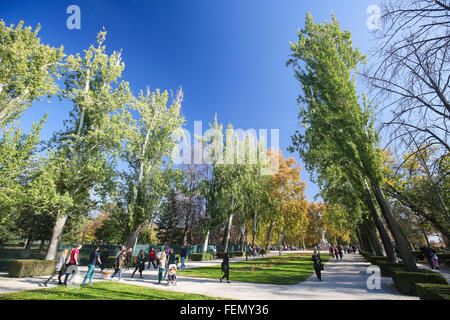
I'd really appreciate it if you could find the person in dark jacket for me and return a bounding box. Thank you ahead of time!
[82,246,102,287]
[338,246,343,260]
[100,248,109,274]
[312,250,322,281]
[164,248,177,279]
[131,249,146,278]
[180,246,187,270]
[220,253,230,283]
[420,246,435,269]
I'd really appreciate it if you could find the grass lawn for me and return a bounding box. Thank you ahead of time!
[0,281,222,300]
[179,253,330,285]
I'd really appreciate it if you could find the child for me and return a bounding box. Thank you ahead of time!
[432,253,439,270]
[168,264,177,285]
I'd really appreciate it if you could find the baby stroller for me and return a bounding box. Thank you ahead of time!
[167,264,177,285]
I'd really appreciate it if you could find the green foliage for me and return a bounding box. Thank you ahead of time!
[377,261,406,277]
[8,259,56,278]
[189,253,215,261]
[179,253,330,285]
[415,283,450,300]
[0,281,222,300]
[392,269,448,296]
[0,20,64,128]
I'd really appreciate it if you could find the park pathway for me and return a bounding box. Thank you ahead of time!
[0,251,419,299]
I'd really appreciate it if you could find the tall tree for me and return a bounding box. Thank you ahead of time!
[287,13,418,271]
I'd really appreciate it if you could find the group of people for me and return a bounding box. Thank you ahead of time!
[329,244,358,260]
[40,244,190,287]
[420,246,440,270]
[247,245,265,258]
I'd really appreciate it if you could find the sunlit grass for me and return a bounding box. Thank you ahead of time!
[179,253,330,285]
[0,281,223,300]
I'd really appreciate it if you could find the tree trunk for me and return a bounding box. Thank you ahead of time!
[222,213,234,253]
[39,240,46,252]
[238,225,246,250]
[45,210,67,260]
[366,220,384,256]
[251,210,258,247]
[266,221,275,252]
[364,180,397,262]
[359,225,373,253]
[127,229,140,252]
[371,182,419,271]
[202,230,210,253]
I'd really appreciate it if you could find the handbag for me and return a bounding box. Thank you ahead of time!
[320,263,324,271]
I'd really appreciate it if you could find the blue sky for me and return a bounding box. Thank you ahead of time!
[1,0,382,201]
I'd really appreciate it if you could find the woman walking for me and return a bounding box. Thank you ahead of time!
[157,249,166,284]
[111,250,126,281]
[126,248,133,271]
[131,249,146,278]
[312,250,322,281]
[220,253,230,283]
[40,248,68,286]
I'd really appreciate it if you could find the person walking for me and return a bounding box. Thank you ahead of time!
[338,246,343,260]
[115,247,122,259]
[157,249,166,284]
[111,250,126,281]
[100,247,109,274]
[334,247,339,260]
[82,246,102,287]
[63,243,82,285]
[40,248,68,287]
[148,247,157,269]
[329,245,334,259]
[165,248,176,279]
[131,249,146,278]
[179,246,187,270]
[312,250,322,281]
[220,252,230,283]
[431,252,439,270]
[126,248,133,271]
[421,246,435,269]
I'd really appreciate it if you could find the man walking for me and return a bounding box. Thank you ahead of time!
[82,246,102,287]
[63,243,82,285]
[179,246,187,270]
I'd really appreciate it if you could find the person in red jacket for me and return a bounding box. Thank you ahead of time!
[329,245,334,258]
[147,247,157,269]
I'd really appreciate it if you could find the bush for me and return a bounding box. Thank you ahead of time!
[392,269,448,296]
[189,253,214,261]
[8,259,56,278]
[443,259,450,268]
[368,256,389,265]
[377,261,406,277]
[0,258,14,272]
[415,283,450,300]
[437,253,450,262]
[232,251,246,257]
[411,250,424,261]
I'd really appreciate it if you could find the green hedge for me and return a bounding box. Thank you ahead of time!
[8,259,56,278]
[392,269,448,296]
[368,256,389,265]
[377,261,406,277]
[232,251,246,257]
[437,253,450,262]
[415,283,450,300]
[189,253,214,261]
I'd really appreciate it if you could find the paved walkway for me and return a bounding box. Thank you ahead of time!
[0,252,418,299]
